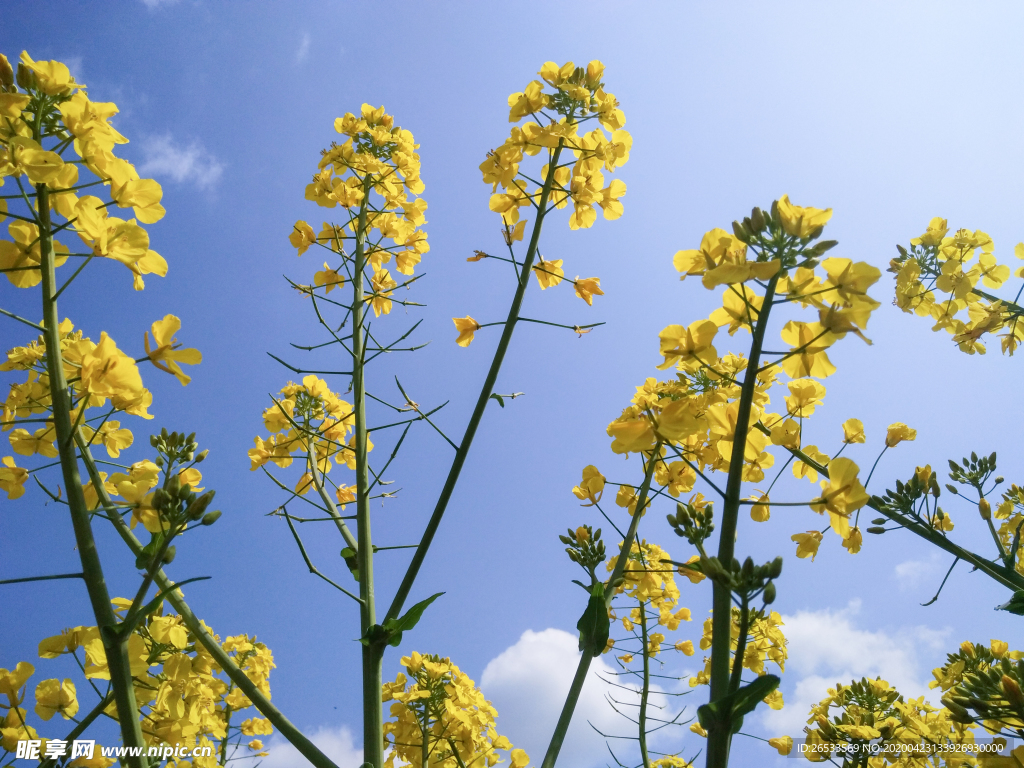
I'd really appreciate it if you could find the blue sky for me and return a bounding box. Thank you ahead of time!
[5,1,1024,766]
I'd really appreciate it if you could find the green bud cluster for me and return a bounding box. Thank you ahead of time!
[666,501,714,546]
[559,525,606,573]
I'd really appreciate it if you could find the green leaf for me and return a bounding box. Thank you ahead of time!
[489,393,504,408]
[380,592,445,647]
[730,674,780,721]
[697,675,780,736]
[996,590,1024,615]
[341,547,359,582]
[576,583,609,657]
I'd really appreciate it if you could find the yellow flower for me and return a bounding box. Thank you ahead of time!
[776,194,832,238]
[80,332,145,402]
[452,316,480,347]
[574,276,604,305]
[690,722,707,737]
[750,492,770,522]
[885,422,917,447]
[19,52,83,95]
[0,456,28,499]
[785,379,826,417]
[34,678,78,720]
[811,457,869,538]
[657,320,718,371]
[571,465,605,505]
[911,217,949,247]
[842,526,863,554]
[792,531,823,560]
[769,736,793,756]
[533,257,564,289]
[314,263,344,293]
[841,418,865,444]
[145,315,202,386]
[675,640,695,656]
[289,220,317,255]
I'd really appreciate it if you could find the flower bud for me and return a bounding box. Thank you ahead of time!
[1002,675,1024,706]
[763,581,776,605]
[749,207,766,233]
[162,545,176,564]
[980,498,992,521]
[201,510,222,526]
[0,54,13,90]
[195,449,209,463]
[767,556,783,579]
[15,63,36,91]
[996,476,1005,485]
[867,526,886,534]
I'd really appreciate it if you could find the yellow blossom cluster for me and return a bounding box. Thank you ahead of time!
[482,60,629,232]
[689,608,786,706]
[249,375,368,503]
[289,103,427,317]
[1,315,199,501]
[893,217,1024,355]
[0,52,167,290]
[382,652,528,768]
[1,603,275,767]
[1,317,200,502]
[797,676,978,765]
[599,198,897,561]
[602,539,695,668]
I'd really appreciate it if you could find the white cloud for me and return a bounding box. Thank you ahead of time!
[296,32,311,64]
[759,600,949,736]
[253,724,364,768]
[894,552,945,592]
[480,628,695,768]
[140,0,181,8]
[139,134,224,190]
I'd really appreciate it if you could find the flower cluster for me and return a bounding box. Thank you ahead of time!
[688,608,787,705]
[1,604,275,767]
[249,376,365,504]
[892,217,1024,355]
[601,198,894,560]
[2,317,200,502]
[795,676,978,764]
[382,652,528,768]
[289,104,427,316]
[1,52,166,290]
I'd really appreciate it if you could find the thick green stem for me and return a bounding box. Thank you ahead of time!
[384,140,566,626]
[638,601,651,768]
[352,185,384,768]
[74,435,341,768]
[37,184,147,768]
[541,445,662,768]
[707,274,779,768]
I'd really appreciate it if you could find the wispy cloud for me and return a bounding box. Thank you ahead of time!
[140,0,181,8]
[481,628,694,768]
[139,134,224,190]
[251,725,363,767]
[759,600,949,737]
[296,32,311,64]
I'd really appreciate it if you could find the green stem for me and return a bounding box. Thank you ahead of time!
[37,183,148,768]
[74,434,341,768]
[728,599,750,695]
[638,601,651,768]
[707,274,779,768]
[384,138,567,625]
[540,444,662,768]
[352,183,384,768]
